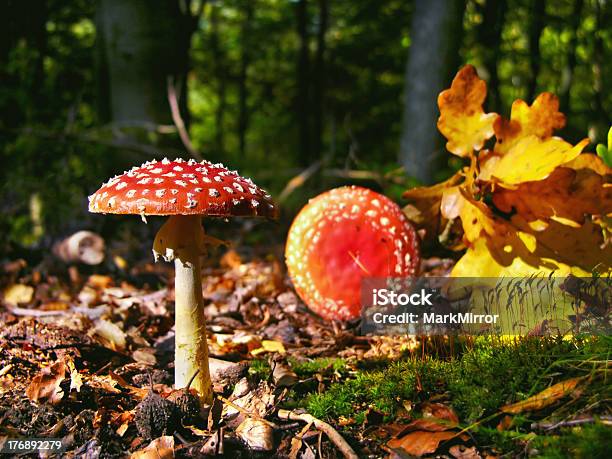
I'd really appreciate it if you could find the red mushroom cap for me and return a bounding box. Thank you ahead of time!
[285,186,420,321]
[88,158,278,219]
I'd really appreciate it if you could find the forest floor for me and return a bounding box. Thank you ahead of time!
[0,250,610,458]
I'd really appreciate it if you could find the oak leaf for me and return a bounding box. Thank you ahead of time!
[388,430,457,457]
[26,360,66,405]
[437,65,498,157]
[493,167,612,225]
[479,136,589,185]
[493,93,565,155]
[501,378,582,414]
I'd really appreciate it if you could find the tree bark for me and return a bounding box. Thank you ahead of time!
[238,1,255,157]
[95,0,197,124]
[313,0,329,161]
[477,0,507,113]
[526,0,546,102]
[559,0,584,114]
[296,0,312,165]
[210,3,226,155]
[398,0,466,184]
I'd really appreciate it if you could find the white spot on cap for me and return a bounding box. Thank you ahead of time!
[173,165,183,172]
[153,178,163,184]
[116,182,127,190]
[163,172,176,177]
[151,168,162,174]
[169,198,177,204]
[233,183,244,192]
[380,217,390,226]
[137,177,151,185]
[175,180,187,187]
[209,188,220,197]
[223,186,234,194]
[126,190,136,198]
[171,189,178,195]
[213,176,223,182]
[155,189,166,197]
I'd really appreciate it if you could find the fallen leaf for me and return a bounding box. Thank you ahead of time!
[388,430,457,456]
[501,377,582,414]
[87,274,114,289]
[251,340,286,355]
[130,435,174,459]
[437,65,498,157]
[26,360,66,405]
[235,418,274,451]
[92,319,127,351]
[3,284,34,306]
[422,402,459,426]
[66,358,83,393]
[450,444,482,459]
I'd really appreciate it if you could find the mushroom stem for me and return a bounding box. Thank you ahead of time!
[153,215,212,403]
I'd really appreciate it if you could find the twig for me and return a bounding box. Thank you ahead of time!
[277,409,358,459]
[167,76,203,161]
[531,416,612,431]
[215,394,278,429]
[278,160,322,202]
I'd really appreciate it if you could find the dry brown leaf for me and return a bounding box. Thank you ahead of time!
[26,360,66,405]
[501,377,582,414]
[403,171,464,241]
[3,284,34,306]
[388,430,457,456]
[130,435,174,459]
[422,402,460,426]
[87,274,114,289]
[437,65,498,157]
[235,418,274,451]
[450,444,482,459]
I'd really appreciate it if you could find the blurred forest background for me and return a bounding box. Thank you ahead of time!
[0,0,610,256]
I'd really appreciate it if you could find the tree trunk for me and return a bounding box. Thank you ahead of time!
[478,0,507,113]
[238,1,254,157]
[398,0,466,184]
[313,0,329,161]
[95,0,195,124]
[296,0,311,165]
[559,0,584,114]
[526,0,546,102]
[211,3,226,155]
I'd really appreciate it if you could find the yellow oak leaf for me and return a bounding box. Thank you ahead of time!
[437,65,498,157]
[564,153,612,176]
[501,378,582,414]
[493,167,612,225]
[479,136,589,185]
[493,93,565,155]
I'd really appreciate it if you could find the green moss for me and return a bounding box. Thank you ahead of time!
[532,423,612,459]
[302,336,611,424]
[289,357,347,377]
[248,359,271,380]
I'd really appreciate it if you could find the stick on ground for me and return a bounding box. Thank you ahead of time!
[277,409,359,459]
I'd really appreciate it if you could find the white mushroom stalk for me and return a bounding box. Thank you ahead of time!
[153,215,213,402]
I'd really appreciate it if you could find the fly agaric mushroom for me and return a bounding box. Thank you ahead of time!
[89,158,277,403]
[285,186,420,320]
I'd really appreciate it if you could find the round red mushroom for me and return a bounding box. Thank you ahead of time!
[285,186,420,321]
[89,158,277,403]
